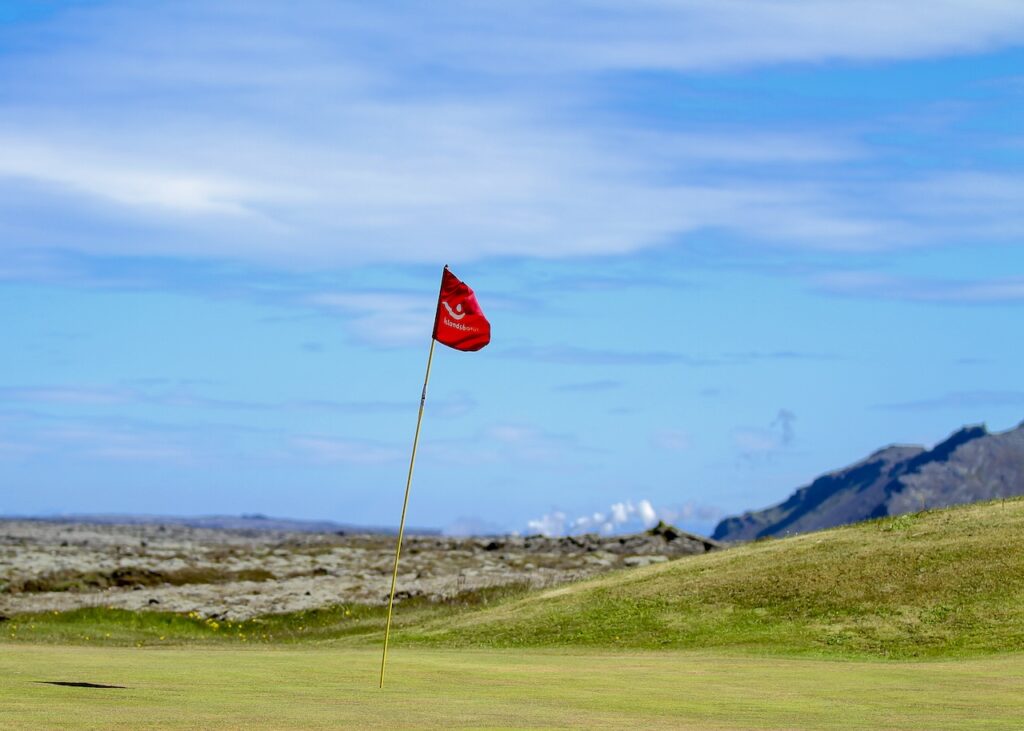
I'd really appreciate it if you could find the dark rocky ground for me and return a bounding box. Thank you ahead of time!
[0,519,719,620]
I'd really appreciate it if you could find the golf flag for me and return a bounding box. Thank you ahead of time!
[380,265,490,688]
[432,266,491,352]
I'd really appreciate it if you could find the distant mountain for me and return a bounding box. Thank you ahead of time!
[7,513,440,536]
[713,421,1024,542]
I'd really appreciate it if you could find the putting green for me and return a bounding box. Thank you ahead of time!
[1,644,1021,729]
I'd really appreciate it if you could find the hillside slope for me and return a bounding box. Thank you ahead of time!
[714,421,1024,541]
[403,498,1024,658]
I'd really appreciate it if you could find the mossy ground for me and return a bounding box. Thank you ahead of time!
[1,583,530,647]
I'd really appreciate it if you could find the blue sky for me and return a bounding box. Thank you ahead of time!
[2,1,1023,536]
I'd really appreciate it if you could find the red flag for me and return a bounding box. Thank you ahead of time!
[432,266,490,351]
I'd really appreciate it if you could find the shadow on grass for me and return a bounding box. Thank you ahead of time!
[33,681,126,689]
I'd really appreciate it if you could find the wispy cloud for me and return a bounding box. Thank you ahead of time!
[0,439,40,459]
[502,345,710,366]
[308,292,434,347]
[38,425,192,463]
[874,391,1024,411]
[813,271,1024,304]
[773,409,797,446]
[0,381,477,420]
[3,1,1022,275]
[423,422,596,468]
[650,429,692,452]
[0,394,442,468]
[0,250,87,283]
[504,346,835,367]
[290,436,404,465]
[734,409,797,458]
[483,423,592,464]
[0,138,272,216]
[553,379,623,393]
[459,1,1024,72]
[0,386,129,405]
[733,428,783,455]
[723,351,839,363]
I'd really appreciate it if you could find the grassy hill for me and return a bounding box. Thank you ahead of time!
[8,498,1024,660]
[403,497,1024,658]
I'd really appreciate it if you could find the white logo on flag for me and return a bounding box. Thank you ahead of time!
[442,301,466,320]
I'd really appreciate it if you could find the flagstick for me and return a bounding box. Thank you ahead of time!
[379,336,436,689]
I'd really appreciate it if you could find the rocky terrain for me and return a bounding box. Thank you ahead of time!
[714,421,1024,542]
[0,519,719,620]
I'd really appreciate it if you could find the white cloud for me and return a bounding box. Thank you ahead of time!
[290,436,403,464]
[309,292,434,346]
[3,1,1022,270]
[0,139,269,216]
[609,502,631,524]
[529,497,664,536]
[5,123,876,263]
[656,502,723,524]
[526,510,567,537]
[637,499,658,526]
[12,2,1024,80]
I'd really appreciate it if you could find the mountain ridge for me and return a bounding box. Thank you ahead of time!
[713,421,1024,542]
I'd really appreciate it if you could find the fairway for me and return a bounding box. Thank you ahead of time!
[2,644,1021,730]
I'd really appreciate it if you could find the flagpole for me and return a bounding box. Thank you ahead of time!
[379,336,436,689]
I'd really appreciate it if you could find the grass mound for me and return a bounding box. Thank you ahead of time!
[404,498,1024,658]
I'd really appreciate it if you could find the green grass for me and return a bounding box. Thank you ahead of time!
[402,498,1024,658]
[6,500,1024,729]
[2,644,1022,730]
[5,498,1024,659]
